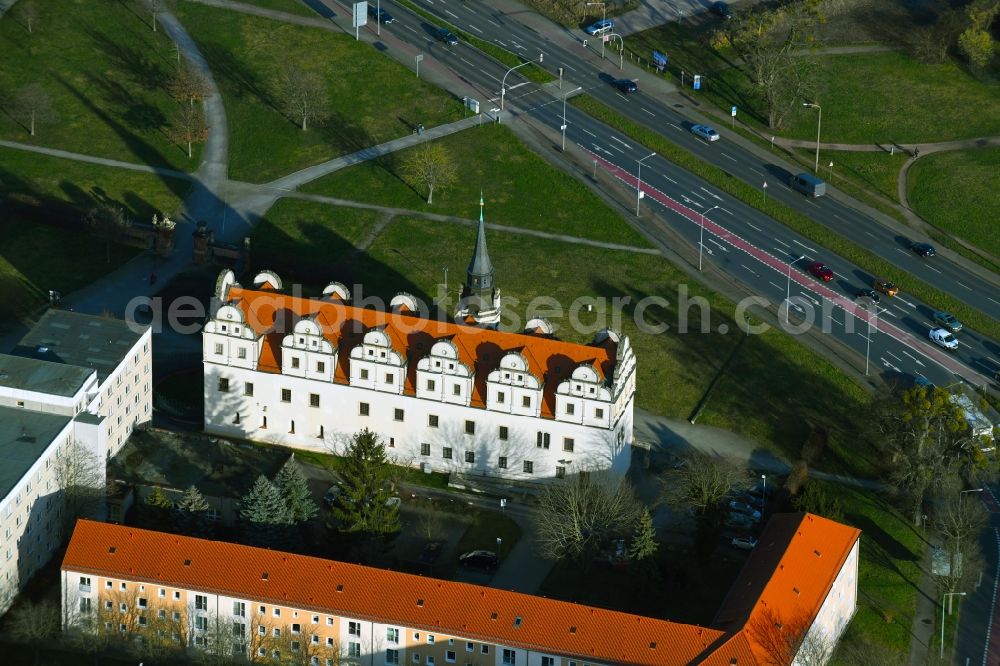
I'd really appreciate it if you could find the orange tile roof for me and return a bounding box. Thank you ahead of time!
[63,520,747,666]
[712,513,860,663]
[225,286,617,418]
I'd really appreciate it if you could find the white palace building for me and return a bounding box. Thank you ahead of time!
[202,209,636,480]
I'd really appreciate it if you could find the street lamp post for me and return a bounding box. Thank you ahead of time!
[785,255,806,325]
[586,2,607,59]
[698,205,721,271]
[500,54,543,112]
[803,102,822,174]
[635,152,656,217]
[562,86,583,152]
[941,592,967,659]
[760,474,767,515]
[864,301,878,376]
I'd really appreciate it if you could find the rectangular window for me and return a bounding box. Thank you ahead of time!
[498,456,507,469]
[387,649,400,665]
[466,642,474,653]
[497,391,505,404]
[523,461,534,474]
[428,635,435,645]
[195,616,208,631]
[566,403,575,415]
[420,443,431,456]
[291,623,301,635]
[442,447,452,460]
[244,382,254,396]
[395,408,405,422]
[563,438,575,452]
[79,597,91,613]
[502,649,515,665]
[499,426,509,441]
[595,407,604,419]
[465,451,475,464]
[536,432,550,449]
[214,343,223,355]
[427,658,435,666]
[217,378,229,392]
[138,597,148,609]
[348,643,361,658]
[238,347,247,359]
[360,402,370,416]
[348,621,361,637]
[360,368,369,380]
[522,396,531,408]
[281,389,292,403]
[427,379,436,391]
[542,659,554,666]
[465,420,475,435]
[233,622,244,637]
[428,414,439,428]
[386,628,399,643]
[317,361,325,373]
[556,466,566,479]
[453,384,462,396]
[310,393,320,408]
[481,646,490,655]
[384,373,394,385]
[195,595,207,611]
[291,357,300,369]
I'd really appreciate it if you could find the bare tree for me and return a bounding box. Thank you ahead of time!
[417,511,446,543]
[6,599,60,665]
[934,496,988,594]
[746,607,814,666]
[11,83,56,137]
[401,143,458,204]
[833,639,907,666]
[276,65,330,131]
[167,103,208,158]
[54,437,105,541]
[534,473,643,562]
[83,205,133,264]
[14,1,40,34]
[167,62,210,108]
[661,451,746,515]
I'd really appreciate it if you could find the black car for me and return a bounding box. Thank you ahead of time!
[911,242,936,258]
[856,288,880,303]
[458,550,499,571]
[437,28,459,46]
[368,6,395,24]
[612,78,637,94]
[710,1,732,19]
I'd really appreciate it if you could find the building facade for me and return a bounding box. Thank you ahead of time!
[202,268,636,480]
[12,310,153,458]
[61,516,859,665]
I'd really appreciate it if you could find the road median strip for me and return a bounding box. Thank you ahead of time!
[571,94,1000,346]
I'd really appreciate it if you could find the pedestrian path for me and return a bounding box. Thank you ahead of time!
[0,140,192,179]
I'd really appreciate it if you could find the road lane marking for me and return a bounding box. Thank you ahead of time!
[610,136,632,150]
[774,239,791,248]
[708,238,729,252]
[741,264,758,276]
[616,93,629,101]
[925,265,942,274]
[580,127,596,138]
[769,281,782,290]
[990,297,1000,306]
[986,357,1000,367]
[405,24,418,34]
[720,152,737,162]
[892,304,909,316]
[864,231,877,239]
[561,63,577,72]
[669,123,683,131]
[467,23,483,33]
[460,57,475,66]
[792,239,817,253]
[507,82,529,90]
[747,222,761,231]
[700,187,722,200]
[895,296,916,308]
[488,19,502,27]
[690,190,706,200]
[641,107,655,117]
[662,174,677,184]
[495,39,508,47]
[720,208,733,216]
[895,248,909,256]
[902,350,924,366]
[886,351,903,362]
[956,281,973,290]
[445,9,459,18]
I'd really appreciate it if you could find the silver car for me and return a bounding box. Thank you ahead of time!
[929,327,958,350]
[691,124,720,142]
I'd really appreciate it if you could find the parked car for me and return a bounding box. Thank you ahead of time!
[726,512,756,530]
[367,6,395,23]
[807,261,834,282]
[710,1,733,19]
[584,18,614,35]
[873,277,899,297]
[459,550,499,571]
[929,327,959,350]
[612,78,637,94]
[690,124,720,142]
[323,484,341,507]
[855,288,880,303]
[437,28,459,45]
[911,242,936,258]
[731,536,758,550]
[933,311,962,332]
[728,501,762,521]
[740,493,765,509]
[749,481,774,499]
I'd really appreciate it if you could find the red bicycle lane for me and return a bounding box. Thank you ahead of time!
[584,148,983,383]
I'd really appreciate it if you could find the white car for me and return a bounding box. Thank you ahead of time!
[731,536,758,550]
[929,327,958,350]
[584,19,614,35]
[691,124,720,142]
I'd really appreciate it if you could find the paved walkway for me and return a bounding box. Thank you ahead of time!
[0,140,193,179]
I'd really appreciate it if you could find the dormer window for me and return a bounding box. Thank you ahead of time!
[380,351,386,358]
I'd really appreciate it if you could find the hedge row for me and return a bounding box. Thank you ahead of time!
[572,94,1000,343]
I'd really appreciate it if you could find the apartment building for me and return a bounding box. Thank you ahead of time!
[203,267,637,480]
[62,514,860,665]
[13,310,153,458]
[0,356,108,613]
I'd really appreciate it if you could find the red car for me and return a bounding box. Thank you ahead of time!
[807,261,833,282]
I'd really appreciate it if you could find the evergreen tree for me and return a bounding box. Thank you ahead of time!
[142,487,174,527]
[333,429,400,538]
[175,485,211,536]
[628,509,658,562]
[239,476,292,548]
[274,458,318,524]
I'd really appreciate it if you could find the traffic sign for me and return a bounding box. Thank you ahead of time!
[731,106,737,117]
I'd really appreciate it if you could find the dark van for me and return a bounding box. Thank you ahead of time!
[790,172,826,198]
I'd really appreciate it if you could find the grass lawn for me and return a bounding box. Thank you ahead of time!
[907,148,1000,259]
[279,215,873,474]
[0,0,202,170]
[293,447,452,490]
[812,480,925,656]
[817,150,907,204]
[174,1,464,182]
[538,542,746,624]
[301,124,651,246]
[236,0,319,17]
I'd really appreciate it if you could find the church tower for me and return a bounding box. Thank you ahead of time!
[456,194,501,327]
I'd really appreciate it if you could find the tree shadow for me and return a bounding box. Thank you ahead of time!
[84,25,171,92]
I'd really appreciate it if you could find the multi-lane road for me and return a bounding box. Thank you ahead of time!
[336,0,1000,388]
